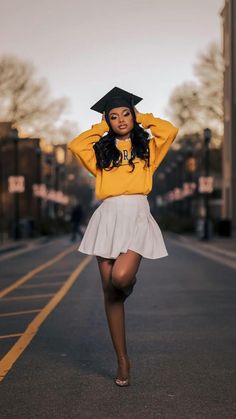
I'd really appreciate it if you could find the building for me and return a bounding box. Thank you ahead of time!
[0,123,70,241]
[221,0,236,232]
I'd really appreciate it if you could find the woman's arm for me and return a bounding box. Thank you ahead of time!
[67,119,109,176]
[136,112,179,173]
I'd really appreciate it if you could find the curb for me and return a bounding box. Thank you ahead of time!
[165,231,236,260]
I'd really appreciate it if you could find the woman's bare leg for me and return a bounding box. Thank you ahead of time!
[96,256,128,361]
[96,250,142,381]
[111,249,142,294]
[111,250,142,381]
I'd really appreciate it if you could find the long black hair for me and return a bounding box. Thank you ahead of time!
[93,109,150,173]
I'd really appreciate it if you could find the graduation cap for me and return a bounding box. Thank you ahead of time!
[90,86,143,115]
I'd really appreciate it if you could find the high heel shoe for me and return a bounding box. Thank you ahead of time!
[114,375,130,387]
[114,356,130,387]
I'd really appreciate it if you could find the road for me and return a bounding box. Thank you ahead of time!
[0,235,235,419]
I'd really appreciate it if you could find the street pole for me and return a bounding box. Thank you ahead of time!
[185,139,194,217]
[13,132,20,239]
[54,163,60,219]
[0,138,4,243]
[203,128,212,240]
[55,146,66,223]
[176,153,184,215]
[165,167,171,212]
[35,146,42,229]
[170,161,177,213]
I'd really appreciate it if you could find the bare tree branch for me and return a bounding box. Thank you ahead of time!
[167,41,223,148]
[0,54,77,142]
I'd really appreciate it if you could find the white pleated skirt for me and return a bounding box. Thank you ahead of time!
[78,194,168,259]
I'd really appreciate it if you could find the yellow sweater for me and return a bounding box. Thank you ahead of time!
[67,112,179,200]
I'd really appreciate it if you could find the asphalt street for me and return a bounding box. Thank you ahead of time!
[0,235,235,419]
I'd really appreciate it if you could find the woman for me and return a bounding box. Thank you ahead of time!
[67,87,179,387]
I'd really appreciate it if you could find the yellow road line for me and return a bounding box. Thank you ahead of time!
[0,255,93,382]
[21,282,63,289]
[0,333,22,340]
[1,294,55,302]
[0,244,77,299]
[0,309,41,317]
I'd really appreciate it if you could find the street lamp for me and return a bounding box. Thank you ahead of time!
[10,128,20,239]
[35,146,42,226]
[164,167,172,191]
[204,128,211,176]
[0,136,5,243]
[184,140,195,217]
[164,167,173,208]
[54,146,66,219]
[202,127,212,240]
[176,153,184,215]
[176,154,184,187]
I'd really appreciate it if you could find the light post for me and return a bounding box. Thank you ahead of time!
[55,147,66,220]
[164,167,172,210]
[185,140,194,217]
[0,136,4,243]
[176,153,184,186]
[170,161,177,212]
[11,129,20,239]
[203,128,212,240]
[35,146,42,227]
[176,153,184,214]
[155,171,165,214]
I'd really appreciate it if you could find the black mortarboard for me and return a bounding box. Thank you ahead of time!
[90,86,143,115]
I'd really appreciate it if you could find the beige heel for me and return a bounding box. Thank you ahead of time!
[114,375,130,387]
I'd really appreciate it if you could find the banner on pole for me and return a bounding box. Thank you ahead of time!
[198,176,214,193]
[8,176,25,193]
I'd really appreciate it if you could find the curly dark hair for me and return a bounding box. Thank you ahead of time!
[93,112,150,173]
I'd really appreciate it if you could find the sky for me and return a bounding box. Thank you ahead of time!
[1,0,223,133]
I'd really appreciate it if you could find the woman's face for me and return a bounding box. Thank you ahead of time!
[108,106,134,138]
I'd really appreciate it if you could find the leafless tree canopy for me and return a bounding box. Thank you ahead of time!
[167,42,223,148]
[0,54,77,143]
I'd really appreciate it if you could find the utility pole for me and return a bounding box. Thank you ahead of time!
[203,128,212,240]
[13,130,20,239]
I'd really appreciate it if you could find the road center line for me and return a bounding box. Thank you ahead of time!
[0,255,93,382]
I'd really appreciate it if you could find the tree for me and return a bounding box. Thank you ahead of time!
[0,54,77,143]
[167,42,223,148]
[194,41,223,127]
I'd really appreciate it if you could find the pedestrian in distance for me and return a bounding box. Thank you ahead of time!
[70,202,84,242]
[67,86,179,387]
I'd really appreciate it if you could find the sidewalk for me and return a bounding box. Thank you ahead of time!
[175,231,235,251]
[166,230,236,270]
